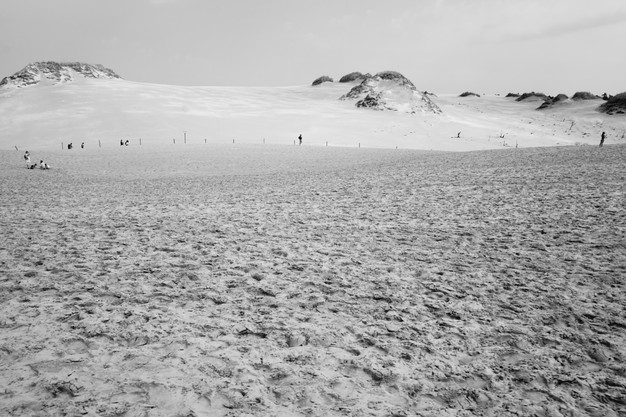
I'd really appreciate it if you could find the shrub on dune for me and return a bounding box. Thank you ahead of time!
[516,92,549,102]
[339,72,369,83]
[459,91,480,98]
[312,75,333,86]
[598,92,626,114]
[572,91,601,100]
[537,94,569,110]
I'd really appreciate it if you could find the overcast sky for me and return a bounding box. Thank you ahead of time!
[1,0,624,94]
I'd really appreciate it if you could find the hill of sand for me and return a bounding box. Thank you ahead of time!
[0,75,624,152]
[1,144,625,416]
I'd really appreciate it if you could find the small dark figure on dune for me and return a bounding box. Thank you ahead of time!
[298,134,303,145]
[600,132,606,147]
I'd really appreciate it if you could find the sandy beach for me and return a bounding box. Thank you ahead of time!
[1,144,625,416]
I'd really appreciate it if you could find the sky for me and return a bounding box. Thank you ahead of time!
[0,0,625,94]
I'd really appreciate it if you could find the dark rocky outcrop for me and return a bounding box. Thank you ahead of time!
[0,61,122,88]
[311,76,333,86]
[459,91,480,98]
[572,91,601,100]
[516,92,549,102]
[598,92,626,114]
[506,93,520,98]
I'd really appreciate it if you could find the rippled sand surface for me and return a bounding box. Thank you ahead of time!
[1,144,624,416]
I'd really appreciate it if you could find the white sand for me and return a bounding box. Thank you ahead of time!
[1,144,624,416]
[1,78,625,152]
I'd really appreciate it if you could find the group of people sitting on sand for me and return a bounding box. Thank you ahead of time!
[23,151,50,170]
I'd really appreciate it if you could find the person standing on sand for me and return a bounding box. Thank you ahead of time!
[600,131,606,147]
[24,151,31,168]
[298,134,303,145]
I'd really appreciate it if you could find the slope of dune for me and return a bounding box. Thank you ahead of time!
[1,74,624,151]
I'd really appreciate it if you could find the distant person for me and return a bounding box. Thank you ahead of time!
[600,131,606,147]
[120,139,124,146]
[39,160,49,170]
[81,142,85,149]
[125,139,129,146]
[24,151,31,168]
[68,142,73,150]
[298,134,303,145]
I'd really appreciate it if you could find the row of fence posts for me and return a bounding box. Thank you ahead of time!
[61,138,368,148]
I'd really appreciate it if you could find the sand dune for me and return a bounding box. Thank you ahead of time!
[1,144,624,416]
[1,77,624,152]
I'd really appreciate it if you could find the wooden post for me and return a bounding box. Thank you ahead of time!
[139,138,142,145]
[326,141,328,147]
[61,142,64,150]
[99,140,101,148]
[173,138,175,144]
[184,131,187,144]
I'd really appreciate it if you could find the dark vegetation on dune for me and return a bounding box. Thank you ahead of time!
[311,75,334,86]
[537,93,569,110]
[598,92,626,115]
[0,61,121,88]
[516,92,549,102]
[572,91,601,100]
[339,72,370,83]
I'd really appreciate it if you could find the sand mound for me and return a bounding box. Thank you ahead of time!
[516,92,549,102]
[598,92,626,115]
[340,71,441,114]
[537,93,569,110]
[311,75,334,86]
[0,61,121,88]
[572,91,601,101]
[338,72,370,83]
